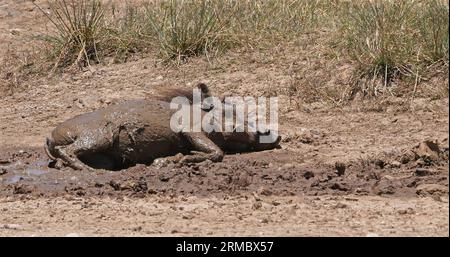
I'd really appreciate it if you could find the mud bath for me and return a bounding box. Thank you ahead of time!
[0,144,447,199]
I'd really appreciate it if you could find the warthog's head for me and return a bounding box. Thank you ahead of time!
[214,126,281,153]
[203,94,281,153]
[162,82,282,153]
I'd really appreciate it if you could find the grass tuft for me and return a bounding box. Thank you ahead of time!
[143,0,235,62]
[7,0,447,100]
[337,0,449,89]
[35,0,106,69]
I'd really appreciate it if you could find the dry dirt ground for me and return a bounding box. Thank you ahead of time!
[0,0,449,236]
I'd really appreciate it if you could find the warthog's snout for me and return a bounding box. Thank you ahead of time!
[253,129,281,151]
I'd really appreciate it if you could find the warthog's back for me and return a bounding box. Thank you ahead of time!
[51,100,180,147]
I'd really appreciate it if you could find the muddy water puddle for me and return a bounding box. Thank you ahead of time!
[0,159,50,184]
[0,147,448,199]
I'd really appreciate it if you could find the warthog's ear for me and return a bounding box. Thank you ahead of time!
[197,82,216,111]
[196,83,210,96]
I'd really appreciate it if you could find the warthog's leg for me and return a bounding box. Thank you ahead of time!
[153,132,224,167]
[54,144,96,171]
[54,131,115,171]
[180,132,224,163]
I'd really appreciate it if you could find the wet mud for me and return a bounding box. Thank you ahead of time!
[0,144,447,199]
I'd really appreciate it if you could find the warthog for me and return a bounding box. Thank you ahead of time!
[45,84,281,171]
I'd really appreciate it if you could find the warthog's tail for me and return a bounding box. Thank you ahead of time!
[44,137,57,160]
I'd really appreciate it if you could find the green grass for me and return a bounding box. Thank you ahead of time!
[143,0,234,62]
[15,0,449,99]
[417,0,449,64]
[36,0,332,66]
[35,0,106,69]
[337,0,449,84]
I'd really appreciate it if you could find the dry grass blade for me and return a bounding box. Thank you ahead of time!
[337,0,449,97]
[35,0,106,69]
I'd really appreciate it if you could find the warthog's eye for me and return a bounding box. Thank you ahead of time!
[201,102,214,111]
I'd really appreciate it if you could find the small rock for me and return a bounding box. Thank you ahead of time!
[13,184,32,194]
[415,158,426,167]
[374,159,385,169]
[415,140,440,161]
[383,175,396,180]
[335,162,346,176]
[282,163,295,170]
[415,168,433,176]
[334,202,348,209]
[390,161,401,168]
[0,168,7,176]
[272,201,281,206]
[234,174,250,187]
[302,170,315,180]
[132,226,142,232]
[375,180,396,195]
[153,158,169,168]
[182,214,195,220]
[259,188,272,196]
[147,189,157,194]
[330,183,348,191]
[109,180,121,191]
[252,192,261,201]
[400,150,417,164]
[416,184,448,196]
[1,224,22,230]
[132,179,148,193]
[159,174,171,182]
[397,208,415,215]
[9,29,22,35]
[355,188,367,194]
[260,218,269,224]
[298,131,314,144]
[281,134,293,143]
[252,201,262,210]
[431,195,443,202]
[397,209,408,215]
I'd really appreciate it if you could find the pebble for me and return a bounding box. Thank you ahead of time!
[416,184,448,196]
[1,224,22,230]
[252,201,262,210]
[303,170,315,179]
[415,168,433,176]
[390,161,401,168]
[334,202,348,209]
[416,141,440,161]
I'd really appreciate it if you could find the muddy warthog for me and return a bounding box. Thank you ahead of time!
[45,84,281,171]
